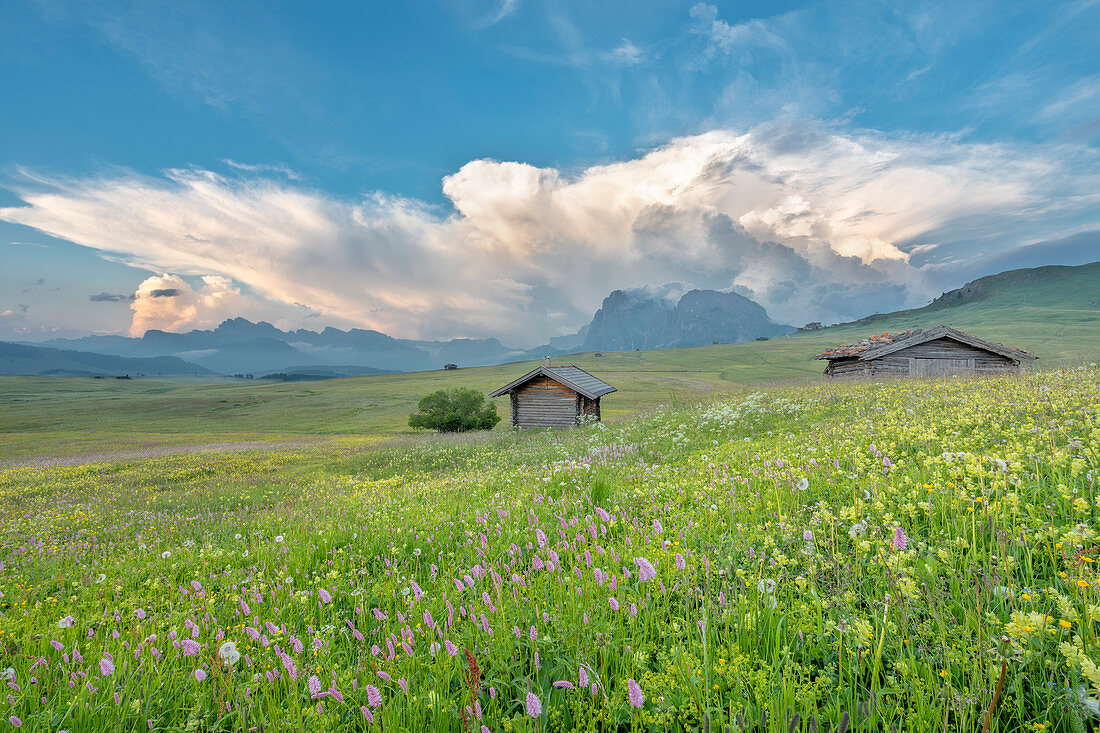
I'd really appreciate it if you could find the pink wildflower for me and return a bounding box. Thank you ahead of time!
[194,669,207,683]
[627,678,644,708]
[99,658,114,677]
[366,684,382,707]
[308,675,322,699]
[318,588,333,604]
[635,557,657,582]
[892,527,908,551]
[553,680,574,689]
[525,692,542,717]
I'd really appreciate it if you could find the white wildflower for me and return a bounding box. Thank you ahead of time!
[218,641,241,666]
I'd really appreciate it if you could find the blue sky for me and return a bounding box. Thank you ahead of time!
[1,0,1098,345]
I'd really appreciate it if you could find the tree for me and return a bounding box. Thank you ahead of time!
[408,388,501,433]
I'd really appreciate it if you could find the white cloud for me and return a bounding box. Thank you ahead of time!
[2,121,1097,344]
[129,274,265,336]
[478,0,521,27]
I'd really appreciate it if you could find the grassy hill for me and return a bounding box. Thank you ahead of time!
[0,341,215,376]
[0,261,1096,459]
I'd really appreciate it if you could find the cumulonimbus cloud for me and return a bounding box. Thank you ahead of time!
[2,120,1096,344]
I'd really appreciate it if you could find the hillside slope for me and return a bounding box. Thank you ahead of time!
[0,342,215,376]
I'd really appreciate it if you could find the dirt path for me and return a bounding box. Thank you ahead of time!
[4,440,319,469]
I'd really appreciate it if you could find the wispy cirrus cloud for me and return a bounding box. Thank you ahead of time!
[4,119,1097,343]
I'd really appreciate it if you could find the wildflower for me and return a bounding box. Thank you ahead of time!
[653,519,663,534]
[892,527,909,552]
[366,684,382,707]
[525,692,542,718]
[609,597,619,611]
[57,616,74,629]
[194,669,207,682]
[802,530,814,542]
[99,658,115,677]
[161,551,171,559]
[553,680,574,689]
[849,521,868,538]
[318,588,333,604]
[796,478,809,491]
[181,639,201,657]
[8,716,21,728]
[218,641,241,666]
[308,675,322,699]
[579,667,589,688]
[275,535,284,543]
[675,553,686,570]
[135,609,146,620]
[628,678,645,708]
[635,557,657,582]
[0,669,14,683]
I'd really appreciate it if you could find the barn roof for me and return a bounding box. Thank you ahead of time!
[815,325,1035,362]
[488,365,617,400]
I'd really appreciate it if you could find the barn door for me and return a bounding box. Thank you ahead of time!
[909,358,975,377]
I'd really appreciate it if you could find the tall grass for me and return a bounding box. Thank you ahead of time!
[0,367,1097,731]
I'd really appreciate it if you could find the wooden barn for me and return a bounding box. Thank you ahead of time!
[815,326,1035,379]
[489,358,616,428]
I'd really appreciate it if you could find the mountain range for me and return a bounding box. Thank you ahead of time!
[7,262,1090,377]
[1,286,794,376]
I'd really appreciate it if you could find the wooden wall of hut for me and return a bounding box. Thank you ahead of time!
[511,375,581,428]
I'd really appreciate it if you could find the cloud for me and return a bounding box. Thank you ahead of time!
[478,0,521,27]
[128,274,263,336]
[89,292,135,302]
[603,39,646,67]
[2,120,1097,344]
[223,160,302,180]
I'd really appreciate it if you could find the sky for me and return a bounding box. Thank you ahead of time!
[0,0,1097,347]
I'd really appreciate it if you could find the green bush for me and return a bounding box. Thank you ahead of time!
[407,388,501,433]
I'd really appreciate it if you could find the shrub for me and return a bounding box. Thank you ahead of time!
[408,388,501,433]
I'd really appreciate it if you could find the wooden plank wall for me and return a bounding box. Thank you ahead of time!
[513,375,579,428]
[826,338,1020,379]
[874,338,1018,376]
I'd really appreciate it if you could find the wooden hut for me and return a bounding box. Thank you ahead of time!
[815,326,1035,379]
[489,358,616,428]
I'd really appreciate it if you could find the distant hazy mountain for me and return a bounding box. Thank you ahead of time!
[0,341,214,376]
[28,317,562,375]
[18,287,794,375]
[572,288,795,351]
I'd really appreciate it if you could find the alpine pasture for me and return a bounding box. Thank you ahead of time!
[2,365,1098,731]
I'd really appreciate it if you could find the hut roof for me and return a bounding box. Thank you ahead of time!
[815,325,1035,362]
[488,365,617,400]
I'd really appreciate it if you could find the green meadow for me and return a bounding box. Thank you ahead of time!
[0,263,1098,730]
[1,262,1096,461]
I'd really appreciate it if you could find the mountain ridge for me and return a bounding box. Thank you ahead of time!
[9,262,1094,377]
